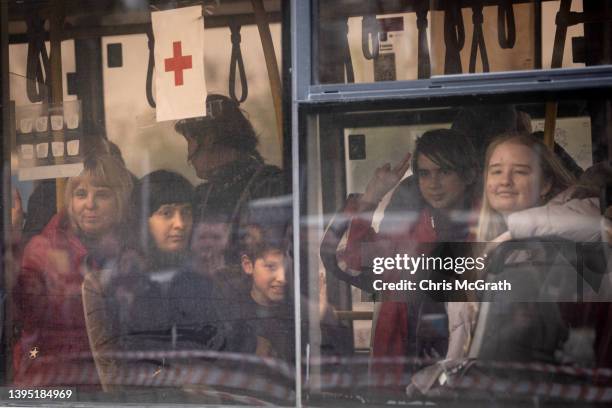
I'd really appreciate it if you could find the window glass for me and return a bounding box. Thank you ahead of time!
[3,1,294,405]
[302,98,612,405]
[316,0,611,84]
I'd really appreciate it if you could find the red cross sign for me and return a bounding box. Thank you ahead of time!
[164,41,193,86]
[152,6,207,121]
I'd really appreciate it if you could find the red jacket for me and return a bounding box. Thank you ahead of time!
[342,196,478,387]
[12,212,99,386]
[344,206,437,282]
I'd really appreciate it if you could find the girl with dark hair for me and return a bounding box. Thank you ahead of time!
[129,170,195,269]
[323,129,481,386]
[82,170,242,390]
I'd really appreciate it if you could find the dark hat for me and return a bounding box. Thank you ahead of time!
[174,94,258,154]
[134,170,194,217]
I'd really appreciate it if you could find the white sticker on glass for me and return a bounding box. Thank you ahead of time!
[67,140,80,156]
[36,143,49,158]
[20,118,33,133]
[52,141,65,157]
[50,115,64,131]
[35,116,48,132]
[66,114,79,130]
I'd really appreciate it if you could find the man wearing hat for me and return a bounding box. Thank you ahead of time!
[175,94,286,266]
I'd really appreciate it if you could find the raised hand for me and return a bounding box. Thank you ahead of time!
[362,151,412,206]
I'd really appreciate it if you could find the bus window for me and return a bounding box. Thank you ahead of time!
[307,98,612,405]
[2,1,612,407]
[4,1,296,405]
[315,0,610,84]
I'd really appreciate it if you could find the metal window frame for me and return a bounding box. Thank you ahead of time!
[1,0,611,405]
[291,0,612,405]
[292,2,612,104]
[307,66,612,102]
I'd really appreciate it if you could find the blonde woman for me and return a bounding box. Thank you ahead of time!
[410,133,608,394]
[13,153,133,386]
[470,132,607,364]
[476,132,600,244]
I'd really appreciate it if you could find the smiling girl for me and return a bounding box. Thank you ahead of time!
[478,132,601,243]
[469,132,607,366]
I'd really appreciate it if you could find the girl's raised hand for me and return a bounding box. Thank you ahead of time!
[362,151,412,206]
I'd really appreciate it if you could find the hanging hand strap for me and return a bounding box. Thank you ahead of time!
[229,24,248,104]
[416,1,431,79]
[551,0,572,68]
[444,0,465,74]
[361,15,379,60]
[498,0,516,49]
[25,12,51,103]
[343,19,355,83]
[469,1,490,73]
[145,30,156,108]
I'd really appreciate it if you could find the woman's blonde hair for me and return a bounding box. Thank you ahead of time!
[65,153,134,230]
[477,132,575,241]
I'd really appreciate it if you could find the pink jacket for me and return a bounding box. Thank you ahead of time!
[12,212,100,386]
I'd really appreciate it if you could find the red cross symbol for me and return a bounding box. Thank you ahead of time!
[164,41,192,86]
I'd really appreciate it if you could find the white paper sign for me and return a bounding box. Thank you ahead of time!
[152,6,207,122]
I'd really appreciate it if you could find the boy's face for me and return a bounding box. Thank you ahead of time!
[242,250,287,306]
[417,154,468,211]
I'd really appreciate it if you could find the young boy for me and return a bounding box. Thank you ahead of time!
[218,204,350,366]
[238,223,293,360]
[214,201,296,361]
